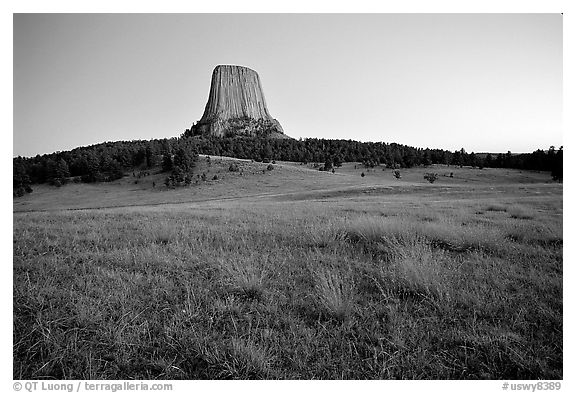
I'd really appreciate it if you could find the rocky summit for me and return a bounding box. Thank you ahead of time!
[190,65,288,138]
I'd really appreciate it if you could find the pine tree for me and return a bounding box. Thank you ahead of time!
[145,146,158,168]
[162,155,173,172]
[551,147,563,182]
[173,148,196,172]
[483,153,493,168]
[51,159,70,186]
[13,159,33,197]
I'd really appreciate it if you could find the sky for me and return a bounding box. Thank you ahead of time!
[13,13,562,157]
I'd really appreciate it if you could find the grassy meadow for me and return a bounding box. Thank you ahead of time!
[13,161,562,379]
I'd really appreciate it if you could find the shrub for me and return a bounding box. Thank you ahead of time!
[267,164,274,171]
[424,173,438,183]
[485,204,507,212]
[212,174,219,180]
[229,163,240,172]
[361,172,365,177]
[393,170,401,179]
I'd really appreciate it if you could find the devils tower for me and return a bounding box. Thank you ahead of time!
[190,65,288,138]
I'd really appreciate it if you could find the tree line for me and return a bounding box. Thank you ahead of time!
[13,138,197,197]
[13,135,563,197]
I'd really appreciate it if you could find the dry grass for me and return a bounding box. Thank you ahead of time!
[216,256,268,301]
[226,338,274,378]
[344,215,506,255]
[384,235,451,301]
[13,168,562,379]
[507,205,535,220]
[485,203,508,212]
[312,265,355,321]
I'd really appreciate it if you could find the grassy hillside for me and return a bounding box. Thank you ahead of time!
[13,158,556,212]
[13,159,562,379]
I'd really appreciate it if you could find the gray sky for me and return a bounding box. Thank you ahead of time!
[13,13,562,157]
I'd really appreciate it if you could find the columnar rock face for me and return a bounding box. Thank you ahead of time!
[191,65,288,138]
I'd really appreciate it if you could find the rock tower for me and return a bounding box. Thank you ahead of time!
[190,65,287,138]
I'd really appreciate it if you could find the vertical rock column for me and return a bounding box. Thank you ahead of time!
[192,65,286,137]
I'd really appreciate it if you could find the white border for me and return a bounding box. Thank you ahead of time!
[4,1,572,392]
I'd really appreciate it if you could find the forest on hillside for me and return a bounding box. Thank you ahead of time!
[13,135,563,197]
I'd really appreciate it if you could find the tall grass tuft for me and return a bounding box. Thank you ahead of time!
[508,205,535,220]
[227,338,274,378]
[216,257,267,301]
[206,337,274,379]
[312,266,355,321]
[344,215,505,256]
[381,235,451,301]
